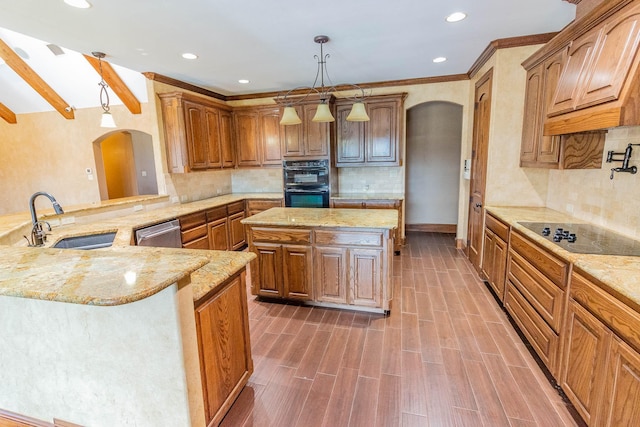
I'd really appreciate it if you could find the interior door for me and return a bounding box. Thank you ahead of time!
[467,69,493,273]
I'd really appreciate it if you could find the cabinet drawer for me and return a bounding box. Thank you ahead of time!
[485,212,509,242]
[510,231,568,288]
[179,211,206,230]
[365,200,399,209]
[508,251,565,332]
[183,234,209,250]
[246,199,283,211]
[314,230,383,247]
[331,200,364,208]
[181,223,208,244]
[206,206,227,222]
[571,270,640,354]
[505,282,559,375]
[227,200,245,215]
[251,227,311,244]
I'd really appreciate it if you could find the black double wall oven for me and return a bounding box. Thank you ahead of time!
[283,159,330,208]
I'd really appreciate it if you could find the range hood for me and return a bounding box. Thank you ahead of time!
[526,0,640,136]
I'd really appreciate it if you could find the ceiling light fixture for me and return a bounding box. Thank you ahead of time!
[276,35,369,126]
[63,0,92,9]
[445,12,467,23]
[433,57,447,63]
[92,51,116,128]
[238,79,250,84]
[181,52,198,60]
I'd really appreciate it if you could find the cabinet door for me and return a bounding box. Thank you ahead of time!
[561,300,611,425]
[314,246,348,304]
[577,5,640,109]
[228,211,246,251]
[282,106,304,157]
[259,108,283,165]
[481,229,495,284]
[282,245,312,300]
[184,101,208,170]
[254,243,283,297]
[220,110,235,168]
[204,107,223,168]
[601,336,640,427]
[183,235,210,250]
[537,50,566,164]
[303,104,329,157]
[195,274,252,425]
[520,64,543,164]
[349,248,382,307]
[366,101,398,164]
[336,103,365,165]
[492,236,507,302]
[208,218,229,251]
[234,110,261,167]
[548,29,602,116]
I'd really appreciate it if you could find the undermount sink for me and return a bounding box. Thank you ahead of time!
[52,232,117,250]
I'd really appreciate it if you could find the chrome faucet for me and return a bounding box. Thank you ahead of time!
[27,192,64,247]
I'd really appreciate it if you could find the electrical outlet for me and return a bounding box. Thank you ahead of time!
[141,170,147,177]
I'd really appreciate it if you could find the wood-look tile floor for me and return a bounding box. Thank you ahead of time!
[222,232,580,427]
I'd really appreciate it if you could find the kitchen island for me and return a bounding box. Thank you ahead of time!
[0,193,283,427]
[242,207,398,313]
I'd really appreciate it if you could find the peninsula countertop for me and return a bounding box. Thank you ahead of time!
[0,193,278,306]
[486,206,640,311]
[241,207,399,229]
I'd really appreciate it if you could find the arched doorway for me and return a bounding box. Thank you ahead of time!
[93,130,158,200]
[405,101,463,232]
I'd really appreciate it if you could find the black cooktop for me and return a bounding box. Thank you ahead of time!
[518,222,640,256]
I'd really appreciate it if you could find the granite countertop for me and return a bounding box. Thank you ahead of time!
[331,193,405,200]
[0,193,279,306]
[486,206,640,311]
[241,207,399,229]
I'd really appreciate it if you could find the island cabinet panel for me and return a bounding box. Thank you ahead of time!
[195,272,253,427]
[349,248,382,308]
[282,245,312,300]
[314,246,348,304]
[561,269,640,426]
[253,243,283,297]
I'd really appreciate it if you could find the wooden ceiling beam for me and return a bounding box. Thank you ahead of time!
[84,54,141,114]
[0,38,74,119]
[0,102,17,124]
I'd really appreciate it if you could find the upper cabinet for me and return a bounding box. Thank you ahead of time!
[282,98,333,159]
[524,0,640,136]
[335,94,405,167]
[159,92,235,173]
[233,106,283,167]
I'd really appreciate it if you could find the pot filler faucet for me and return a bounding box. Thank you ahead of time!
[26,192,64,247]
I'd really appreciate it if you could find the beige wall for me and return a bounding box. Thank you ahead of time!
[0,91,161,215]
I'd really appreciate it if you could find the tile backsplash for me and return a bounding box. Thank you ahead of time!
[338,167,404,193]
[231,168,284,193]
[546,126,640,240]
[167,170,232,203]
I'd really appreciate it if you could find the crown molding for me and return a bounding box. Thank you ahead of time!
[142,72,227,101]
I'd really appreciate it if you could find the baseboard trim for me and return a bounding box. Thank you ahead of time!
[455,238,466,250]
[406,224,457,233]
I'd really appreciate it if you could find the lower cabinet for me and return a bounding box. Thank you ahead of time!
[561,269,640,427]
[194,272,253,427]
[246,198,283,217]
[481,212,509,302]
[314,246,348,304]
[179,211,210,249]
[180,201,246,252]
[253,241,312,301]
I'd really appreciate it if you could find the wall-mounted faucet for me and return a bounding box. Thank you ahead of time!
[607,143,639,179]
[26,192,64,247]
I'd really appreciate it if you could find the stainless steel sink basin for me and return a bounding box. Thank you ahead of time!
[52,232,117,250]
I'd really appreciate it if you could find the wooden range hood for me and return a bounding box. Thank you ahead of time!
[524,0,640,136]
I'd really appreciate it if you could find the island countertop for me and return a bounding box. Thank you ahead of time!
[241,207,399,229]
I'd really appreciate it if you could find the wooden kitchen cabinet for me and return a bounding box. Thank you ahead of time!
[245,198,283,217]
[194,271,253,427]
[233,106,283,167]
[207,201,246,251]
[504,230,568,379]
[179,211,210,249]
[481,212,509,302]
[228,211,246,251]
[314,246,348,304]
[282,245,313,300]
[159,92,234,173]
[335,94,405,167]
[349,248,382,308]
[561,269,640,427]
[281,101,332,159]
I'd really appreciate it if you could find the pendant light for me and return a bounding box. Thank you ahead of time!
[92,51,116,128]
[276,36,369,125]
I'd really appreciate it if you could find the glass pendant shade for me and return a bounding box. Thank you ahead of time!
[346,102,370,122]
[100,111,116,128]
[312,103,335,123]
[280,106,302,125]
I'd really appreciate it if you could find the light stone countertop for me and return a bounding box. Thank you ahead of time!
[0,193,280,306]
[241,207,399,229]
[486,206,640,312]
[331,193,405,200]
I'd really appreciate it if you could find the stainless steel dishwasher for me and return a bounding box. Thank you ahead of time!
[135,219,182,248]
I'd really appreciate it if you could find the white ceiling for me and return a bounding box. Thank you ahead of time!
[0,0,576,114]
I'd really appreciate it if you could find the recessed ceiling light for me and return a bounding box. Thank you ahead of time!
[433,57,447,63]
[238,79,250,84]
[63,0,92,9]
[445,12,467,23]
[181,53,198,60]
